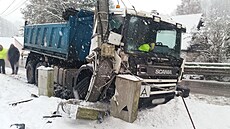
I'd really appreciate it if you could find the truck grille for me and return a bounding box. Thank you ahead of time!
[142,79,177,95]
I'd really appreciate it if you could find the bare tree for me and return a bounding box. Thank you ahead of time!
[189,0,230,63]
[176,0,202,15]
[21,0,96,24]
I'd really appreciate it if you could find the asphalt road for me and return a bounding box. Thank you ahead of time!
[180,80,230,97]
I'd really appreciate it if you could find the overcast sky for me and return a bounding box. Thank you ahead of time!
[0,0,25,27]
[112,0,181,14]
[0,0,181,25]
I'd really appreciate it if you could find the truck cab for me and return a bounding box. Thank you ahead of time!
[107,9,186,106]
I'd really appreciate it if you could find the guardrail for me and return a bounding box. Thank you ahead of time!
[180,80,230,97]
[184,62,230,76]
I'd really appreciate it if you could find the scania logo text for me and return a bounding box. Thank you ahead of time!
[155,69,172,75]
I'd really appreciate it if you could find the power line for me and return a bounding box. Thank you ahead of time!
[3,0,29,16]
[0,0,17,15]
[4,0,27,16]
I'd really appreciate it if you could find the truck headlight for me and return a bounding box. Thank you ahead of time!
[138,66,147,75]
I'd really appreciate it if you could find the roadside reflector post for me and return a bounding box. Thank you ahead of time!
[111,74,142,123]
[38,66,54,97]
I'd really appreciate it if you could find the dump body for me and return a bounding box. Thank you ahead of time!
[24,10,94,62]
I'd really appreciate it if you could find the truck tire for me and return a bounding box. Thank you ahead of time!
[73,65,93,100]
[26,61,36,84]
[35,62,45,85]
[73,76,91,99]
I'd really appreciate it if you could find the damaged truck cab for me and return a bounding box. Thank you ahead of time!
[24,8,187,108]
[106,9,187,106]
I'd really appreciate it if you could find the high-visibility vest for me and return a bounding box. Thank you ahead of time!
[0,48,8,59]
[138,44,150,52]
[138,43,155,52]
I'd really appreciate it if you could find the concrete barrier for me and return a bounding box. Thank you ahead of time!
[38,66,54,97]
[111,74,142,123]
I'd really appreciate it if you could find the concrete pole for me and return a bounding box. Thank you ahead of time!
[96,0,109,44]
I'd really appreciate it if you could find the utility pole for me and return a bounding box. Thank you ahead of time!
[96,0,109,45]
[86,0,114,102]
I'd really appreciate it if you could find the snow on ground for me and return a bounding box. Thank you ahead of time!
[1,67,230,129]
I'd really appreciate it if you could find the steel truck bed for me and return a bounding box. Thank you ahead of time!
[24,10,94,62]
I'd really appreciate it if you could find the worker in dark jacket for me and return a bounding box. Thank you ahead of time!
[0,44,8,74]
[8,44,20,74]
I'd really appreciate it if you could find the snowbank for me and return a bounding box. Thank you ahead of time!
[0,67,230,129]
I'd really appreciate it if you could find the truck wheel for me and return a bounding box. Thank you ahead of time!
[35,62,45,85]
[26,61,36,84]
[73,65,93,100]
[73,76,91,99]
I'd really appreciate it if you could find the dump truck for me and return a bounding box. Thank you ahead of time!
[24,4,188,107]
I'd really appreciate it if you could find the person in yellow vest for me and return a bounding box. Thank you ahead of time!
[138,43,155,52]
[0,44,8,74]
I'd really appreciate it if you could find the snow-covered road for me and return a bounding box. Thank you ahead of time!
[1,67,230,129]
